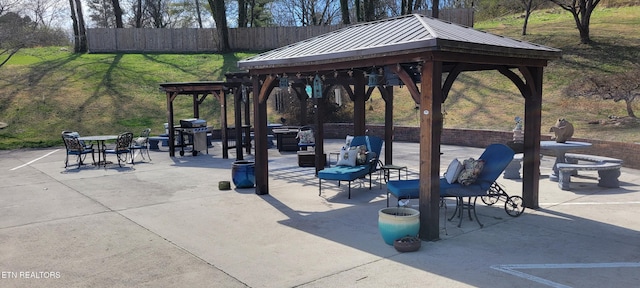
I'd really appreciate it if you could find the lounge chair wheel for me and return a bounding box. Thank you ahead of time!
[505,195,525,217]
[481,194,500,206]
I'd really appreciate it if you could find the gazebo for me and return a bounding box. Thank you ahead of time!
[237,14,562,240]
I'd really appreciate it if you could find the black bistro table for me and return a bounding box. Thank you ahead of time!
[78,135,118,166]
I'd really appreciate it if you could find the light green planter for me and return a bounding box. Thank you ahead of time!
[378,207,420,245]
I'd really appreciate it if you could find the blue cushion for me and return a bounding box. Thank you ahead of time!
[387,179,420,199]
[318,165,370,181]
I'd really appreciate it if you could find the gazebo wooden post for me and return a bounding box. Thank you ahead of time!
[234,87,243,160]
[244,90,252,154]
[167,92,176,157]
[382,85,394,165]
[418,61,443,241]
[253,75,275,195]
[353,73,366,135]
[523,66,543,209]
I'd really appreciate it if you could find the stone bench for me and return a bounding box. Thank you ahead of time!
[556,162,622,190]
[503,153,523,179]
[564,153,623,164]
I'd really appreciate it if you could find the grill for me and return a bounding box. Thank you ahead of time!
[179,118,207,128]
[176,119,208,156]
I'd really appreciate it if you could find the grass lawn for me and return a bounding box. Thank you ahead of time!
[0,6,638,149]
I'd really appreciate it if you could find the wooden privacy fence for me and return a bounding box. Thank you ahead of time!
[87,9,473,53]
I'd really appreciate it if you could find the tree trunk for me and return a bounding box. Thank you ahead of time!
[68,0,80,52]
[74,0,87,52]
[625,99,636,118]
[208,0,230,52]
[355,0,362,22]
[112,0,124,28]
[522,9,531,35]
[195,0,203,28]
[135,0,142,28]
[432,0,439,18]
[340,0,350,24]
[238,0,247,27]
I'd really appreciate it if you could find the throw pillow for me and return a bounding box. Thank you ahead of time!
[457,158,485,186]
[345,135,354,147]
[444,158,464,184]
[355,145,368,165]
[297,130,315,144]
[336,148,358,167]
[134,137,147,146]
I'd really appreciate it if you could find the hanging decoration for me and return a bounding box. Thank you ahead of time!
[367,70,379,87]
[313,74,323,98]
[279,74,288,89]
[241,84,248,103]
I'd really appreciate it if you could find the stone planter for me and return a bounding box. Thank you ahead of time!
[378,207,420,245]
[232,160,255,188]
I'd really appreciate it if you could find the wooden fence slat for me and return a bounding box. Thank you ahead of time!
[87,9,472,53]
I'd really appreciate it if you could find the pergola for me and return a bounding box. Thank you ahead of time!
[160,81,251,160]
[237,14,561,240]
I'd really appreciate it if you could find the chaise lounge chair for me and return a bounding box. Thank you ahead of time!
[318,135,383,199]
[386,143,524,227]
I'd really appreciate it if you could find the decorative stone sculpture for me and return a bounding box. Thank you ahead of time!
[549,118,574,143]
[513,116,524,142]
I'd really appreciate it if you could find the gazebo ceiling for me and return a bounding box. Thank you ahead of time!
[237,14,561,72]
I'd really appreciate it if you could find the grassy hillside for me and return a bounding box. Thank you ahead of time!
[0,6,639,149]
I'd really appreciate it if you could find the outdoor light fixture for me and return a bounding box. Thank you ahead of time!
[383,66,402,86]
[367,69,379,87]
[241,84,247,103]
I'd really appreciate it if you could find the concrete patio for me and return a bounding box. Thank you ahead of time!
[1,139,639,287]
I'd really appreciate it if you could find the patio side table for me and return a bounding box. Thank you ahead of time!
[380,165,408,186]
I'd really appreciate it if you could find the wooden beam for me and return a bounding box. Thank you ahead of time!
[394,64,421,104]
[418,61,443,241]
[441,63,463,101]
[253,76,269,195]
[380,85,394,165]
[521,66,543,209]
[353,73,366,135]
[498,67,529,98]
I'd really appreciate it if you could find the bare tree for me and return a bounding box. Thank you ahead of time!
[0,12,30,67]
[112,0,123,28]
[567,68,640,118]
[134,0,142,27]
[339,0,349,23]
[208,0,230,51]
[273,0,340,26]
[520,0,545,35]
[69,0,87,52]
[87,0,115,28]
[195,0,203,28]
[548,0,601,44]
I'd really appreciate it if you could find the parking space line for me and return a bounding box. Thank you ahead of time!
[9,149,59,171]
[491,262,640,288]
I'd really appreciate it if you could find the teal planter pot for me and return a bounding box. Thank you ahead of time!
[232,160,255,188]
[378,207,420,245]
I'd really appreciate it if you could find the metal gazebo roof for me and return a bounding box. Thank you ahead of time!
[238,14,560,70]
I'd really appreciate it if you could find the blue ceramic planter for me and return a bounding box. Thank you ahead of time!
[378,207,420,245]
[232,160,255,188]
